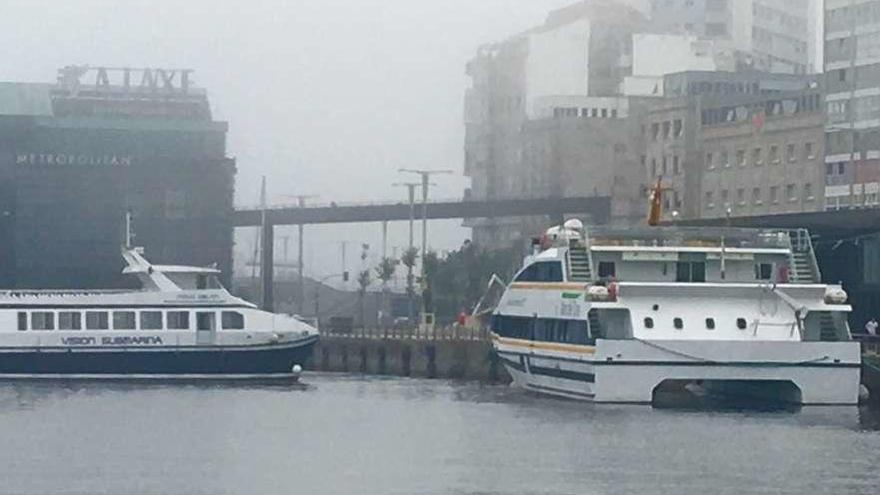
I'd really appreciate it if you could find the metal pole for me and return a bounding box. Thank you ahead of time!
[407,184,415,321]
[297,197,306,316]
[261,217,275,312]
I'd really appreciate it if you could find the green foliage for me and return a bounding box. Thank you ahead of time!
[420,241,519,324]
[375,257,396,285]
[357,269,372,294]
[400,247,418,269]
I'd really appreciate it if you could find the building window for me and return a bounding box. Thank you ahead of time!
[769,145,780,164]
[663,121,671,139]
[705,318,716,330]
[753,147,763,166]
[651,158,658,177]
[86,311,109,330]
[17,312,27,331]
[736,149,745,167]
[673,318,684,330]
[753,187,762,205]
[838,162,846,175]
[59,312,82,330]
[222,311,246,330]
[720,150,729,168]
[674,119,683,137]
[31,312,55,331]
[705,191,715,209]
[167,311,190,330]
[673,155,680,175]
[770,186,779,204]
[113,311,136,330]
[737,188,745,206]
[644,317,654,329]
[804,183,814,201]
[662,156,668,175]
[787,144,796,162]
[786,184,797,202]
[651,123,659,141]
[706,152,714,170]
[721,189,729,206]
[140,311,163,330]
[805,142,814,159]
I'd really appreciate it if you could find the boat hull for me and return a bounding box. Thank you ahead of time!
[494,337,862,405]
[0,336,317,375]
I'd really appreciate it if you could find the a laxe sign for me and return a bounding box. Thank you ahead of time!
[56,66,195,95]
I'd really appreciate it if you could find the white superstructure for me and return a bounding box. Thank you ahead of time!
[491,221,860,405]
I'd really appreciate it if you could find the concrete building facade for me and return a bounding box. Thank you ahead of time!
[824,0,880,211]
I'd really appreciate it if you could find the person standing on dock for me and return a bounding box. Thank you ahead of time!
[866,319,878,336]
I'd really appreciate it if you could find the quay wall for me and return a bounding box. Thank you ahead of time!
[306,329,510,382]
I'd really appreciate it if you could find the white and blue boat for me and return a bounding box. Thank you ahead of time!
[0,247,318,380]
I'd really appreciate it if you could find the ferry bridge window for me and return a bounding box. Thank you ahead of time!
[58,312,82,330]
[514,261,563,282]
[197,312,216,331]
[755,263,774,280]
[167,311,190,330]
[17,312,27,331]
[86,311,109,330]
[140,311,163,330]
[673,318,684,330]
[113,311,136,330]
[222,311,245,330]
[676,261,706,282]
[31,312,55,331]
[598,261,616,278]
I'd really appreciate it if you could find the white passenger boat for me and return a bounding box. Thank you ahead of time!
[491,220,861,405]
[0,247,318,379]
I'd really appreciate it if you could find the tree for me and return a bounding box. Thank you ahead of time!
[400,247,419,320]
[357,269,372,328]
[375,257,397,328]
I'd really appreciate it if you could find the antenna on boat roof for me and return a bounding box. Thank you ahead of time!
[123,209,143,254]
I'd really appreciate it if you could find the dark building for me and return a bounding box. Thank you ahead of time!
[0,67,234,289]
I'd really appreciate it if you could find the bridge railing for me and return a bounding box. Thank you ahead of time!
[237,197,466,212]
[320,325,490,342]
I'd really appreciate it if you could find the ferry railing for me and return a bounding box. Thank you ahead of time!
[855,334,880,356]
[583,226,792,250]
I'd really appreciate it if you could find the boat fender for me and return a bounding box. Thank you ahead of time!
[270,333,281,343]
[824,287,848,304]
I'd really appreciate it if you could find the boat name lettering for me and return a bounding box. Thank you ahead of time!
[61,337,97,346]
[506,298,527,308]
[559,301,580,318]
[101,336,163,346]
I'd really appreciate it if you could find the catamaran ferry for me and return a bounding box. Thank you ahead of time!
[0,247,318,379]
[491,219,861,405]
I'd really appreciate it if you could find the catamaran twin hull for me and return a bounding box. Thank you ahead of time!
[493,336,862,405]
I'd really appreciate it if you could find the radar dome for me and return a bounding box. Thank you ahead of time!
[563,219,584,231]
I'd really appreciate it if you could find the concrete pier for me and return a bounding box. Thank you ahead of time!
[306,328,510,382]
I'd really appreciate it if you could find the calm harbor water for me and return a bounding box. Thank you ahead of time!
[1,374,879,495]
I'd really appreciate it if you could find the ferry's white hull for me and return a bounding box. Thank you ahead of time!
[494,337,862,405]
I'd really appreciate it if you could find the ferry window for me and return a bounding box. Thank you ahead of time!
[515,264,538,282]
[598,262,616,278]
[58,312,82,330]
[17,312,27,331]
[197,275,208,290]
[31,312,55,331]
[676,262,706,282]
[222,311,245,330]
[113,311,136,330]
[197,312,216,331]
[755,263,773,280]
[644,317,654,329]
[706,318,716,330]
[736,318,748,330]
[140,311,163,330]
[86,311,109,330]
[515,262,563,282]
[673,318,683,330]
[167,311,190,330]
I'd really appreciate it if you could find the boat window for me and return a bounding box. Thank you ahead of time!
[598,261,616,278]
[140,311,163,330]
[17,312,27,331]
[31,312,55,331]
[755,263,773,280]
[493,315,590,344]
[113,311,136,330]
[222,311,245,330]
[706,318,716,330]
[674,317,684,330]
[167,311,190,330]
[515,261,563,282]
[86,311,109,330]
[197,312,216,331]
[58,312,82,330]
[644,317,654,329]
[197,274,208,290]
[736,318,748,330]
[676,262,706,282]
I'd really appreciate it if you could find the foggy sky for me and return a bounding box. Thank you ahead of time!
[0,0,573,282]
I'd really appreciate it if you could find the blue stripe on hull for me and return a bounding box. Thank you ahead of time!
[0,340,316,375]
